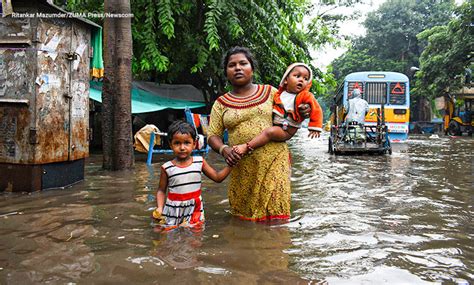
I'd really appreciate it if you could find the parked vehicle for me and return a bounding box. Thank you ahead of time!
[441,91,473,136]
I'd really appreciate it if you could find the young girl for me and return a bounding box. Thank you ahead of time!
[153,120,231,228]
[234,62,323,155]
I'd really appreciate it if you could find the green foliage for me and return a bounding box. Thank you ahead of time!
[53,0,103,25]
[325,0,455,121]
[414,1,474,99]
[331,48,405,83]
[307,0,364,49]
[60,0,349,103]
[126,0,344,100]
[203,0,221,51]
[157,0,175,39]
[330,0,455,82]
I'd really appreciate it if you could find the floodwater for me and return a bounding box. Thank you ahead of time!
[0,133,472,284]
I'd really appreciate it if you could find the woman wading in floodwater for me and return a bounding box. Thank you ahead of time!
[207,47,310,221]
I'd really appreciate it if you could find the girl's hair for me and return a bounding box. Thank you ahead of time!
[222,46,257,77]
[167,120,196,143]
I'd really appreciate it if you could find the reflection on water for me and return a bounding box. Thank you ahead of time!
[0,133,472,284]
[288,133,472,284]
[151,227,203,269]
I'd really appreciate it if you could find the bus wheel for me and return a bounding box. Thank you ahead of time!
[447,121,461,136]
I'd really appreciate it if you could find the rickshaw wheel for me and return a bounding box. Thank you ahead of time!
[328,137,334,154]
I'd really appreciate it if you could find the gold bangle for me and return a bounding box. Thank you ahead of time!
[218,144,229,155]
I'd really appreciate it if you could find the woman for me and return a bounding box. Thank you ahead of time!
[207,47,309,221]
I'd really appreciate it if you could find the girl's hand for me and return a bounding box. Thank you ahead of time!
[152,208,162,219]
[222,146,242,167]
[308,130,321,139]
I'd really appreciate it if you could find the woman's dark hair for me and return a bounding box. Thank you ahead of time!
[222,46,257,77]
[167,120,196,143]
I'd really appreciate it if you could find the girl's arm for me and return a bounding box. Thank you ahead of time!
[202,159,232,183]
[156,167,168,213]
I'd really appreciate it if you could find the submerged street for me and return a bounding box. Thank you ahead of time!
[0,133,472,284]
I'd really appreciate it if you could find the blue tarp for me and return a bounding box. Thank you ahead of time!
[89,81,206,114]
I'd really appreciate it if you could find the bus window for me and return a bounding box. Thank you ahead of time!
[348,82,364,97]
[389,82,406,105]
[365,82,387,104]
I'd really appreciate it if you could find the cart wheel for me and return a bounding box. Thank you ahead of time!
[328,137,334,154]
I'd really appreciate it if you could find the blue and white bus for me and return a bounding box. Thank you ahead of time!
[335,71,410,141]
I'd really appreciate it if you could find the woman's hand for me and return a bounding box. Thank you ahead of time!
[298,104,311,118]
[222,146,242,167]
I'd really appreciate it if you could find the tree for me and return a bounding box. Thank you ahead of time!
[361,0,454,73]
[59,0,350,103]
[329,0,455,121]
[331,48,405,80]
[63,1,326,99]
[102,0,134,170]
[415,1,473,100]
[331,0,454,79]
[130,0,326,102]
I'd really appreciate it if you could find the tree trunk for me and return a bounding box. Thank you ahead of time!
[102,0,134,170]
[411,97,432,122]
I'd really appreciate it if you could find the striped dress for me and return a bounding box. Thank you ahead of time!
[161,156,204,226]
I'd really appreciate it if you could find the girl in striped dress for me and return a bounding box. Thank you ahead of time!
[153,120,231,228]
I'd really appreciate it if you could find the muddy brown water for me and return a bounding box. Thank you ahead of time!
[0,133,472,284]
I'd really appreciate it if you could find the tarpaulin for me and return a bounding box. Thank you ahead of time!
[89,81,206,114]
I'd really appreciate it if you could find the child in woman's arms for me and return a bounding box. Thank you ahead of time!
[234,62,323,155]
[153,120,231,228]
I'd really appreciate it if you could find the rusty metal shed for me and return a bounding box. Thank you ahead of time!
[0,0,101,191]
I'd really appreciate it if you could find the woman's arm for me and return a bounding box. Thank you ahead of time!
[201,159,232,183]
[208,135,241,167]
[207,102,242,166]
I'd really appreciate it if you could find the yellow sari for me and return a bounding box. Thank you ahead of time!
[208,85,291,221]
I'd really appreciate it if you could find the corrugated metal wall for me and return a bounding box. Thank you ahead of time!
[34,18,90,163]
[0,1,93,191]
[0,16,36,164]
[0,15,90,165]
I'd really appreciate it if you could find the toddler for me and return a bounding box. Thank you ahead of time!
[234,62,323,155]
[153,120,231,228]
